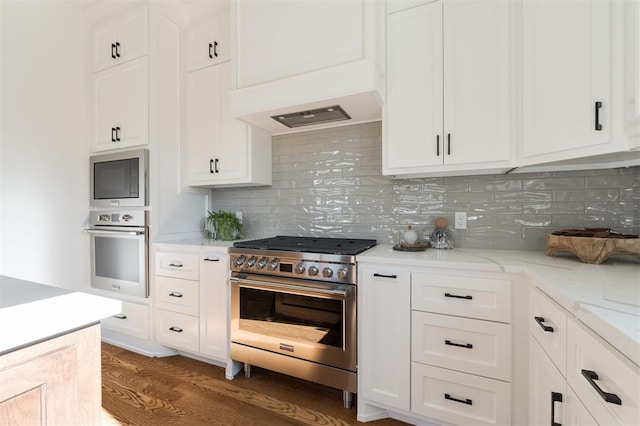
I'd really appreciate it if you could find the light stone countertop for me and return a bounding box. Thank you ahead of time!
[0,276,122,355]
[357,245,640,367]
[153,236,237,251]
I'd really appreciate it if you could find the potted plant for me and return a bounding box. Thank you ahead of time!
[203,210,243,240]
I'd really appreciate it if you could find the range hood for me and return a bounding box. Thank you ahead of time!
[229,58,383,135]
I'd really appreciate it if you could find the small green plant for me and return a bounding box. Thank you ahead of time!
[203,210,243,240]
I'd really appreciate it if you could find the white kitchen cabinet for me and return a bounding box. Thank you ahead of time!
[92,6,148,72]
[92,56,148,152]
[235,1,364,88]
[187,12,230,72]
[529,287,567,376]
[186,61,272,187]
[101,300,150,341]
[529,335,567,426]
[358,267,411,411]
[384,0,511,177]
[199,253,229,360]
[521,0,613,162]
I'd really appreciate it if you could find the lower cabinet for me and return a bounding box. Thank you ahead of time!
[102,300,150,341]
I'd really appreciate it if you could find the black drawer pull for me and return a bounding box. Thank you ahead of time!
[373,273,397,279]
[115,41,120,58]
[445,393,472,405]
[113,314,127,320]
[111,127,116,142]
[535,316,554,332]
[169,326,183,333]
[551,391,563,426]
[169,292,183,298]
[581,369,621,405]
[204,258,220,262]
[208,42,213,59]
[445,339,473,349]
[111,43,116,59]
[595,101,603,131]
[214,40,218,57]
[444,292,472,300]
[168,263,183,268]
[436,135,440,156]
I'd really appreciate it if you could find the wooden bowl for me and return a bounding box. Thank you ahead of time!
[546,233,640,264]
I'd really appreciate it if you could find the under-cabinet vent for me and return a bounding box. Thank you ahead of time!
[271,105,351,128]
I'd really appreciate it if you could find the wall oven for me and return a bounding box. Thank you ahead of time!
[87,210,148,298]
[90,148,148,208]
[229,236,376,409]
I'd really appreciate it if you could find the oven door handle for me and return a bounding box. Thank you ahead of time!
[231,277,349,298]
[86,228,145,236]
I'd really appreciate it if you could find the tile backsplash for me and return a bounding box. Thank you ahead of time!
[210,122,639,250]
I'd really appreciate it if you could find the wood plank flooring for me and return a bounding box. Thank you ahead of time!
[101,343,409,426]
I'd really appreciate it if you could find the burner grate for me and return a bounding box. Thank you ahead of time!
[233,236,377,255]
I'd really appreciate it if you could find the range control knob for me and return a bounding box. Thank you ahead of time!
[246,256,257,268]
[322,267,333,278]
[268,258,280,271]
[308,266,319,276]
[257,256,268,269]
[337,268,348,280]
[234,255,246,268]
[295,262,306,274]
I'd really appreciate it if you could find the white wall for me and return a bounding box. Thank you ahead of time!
[1,1,91,290]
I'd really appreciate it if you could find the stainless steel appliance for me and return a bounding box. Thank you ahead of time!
[87,210,148,298]
[90,149,148,208]
[229,236,377,409]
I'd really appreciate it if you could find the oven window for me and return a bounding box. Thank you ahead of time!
[239,287,344,348]
[94,236,140,282]
[94,158,139,199]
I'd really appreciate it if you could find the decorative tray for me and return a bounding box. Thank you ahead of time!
[546,228,640,264]
[393,241,429,252]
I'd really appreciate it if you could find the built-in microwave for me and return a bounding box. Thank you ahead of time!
[90,149,148,207]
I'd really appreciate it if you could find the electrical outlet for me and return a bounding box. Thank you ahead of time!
[454,212,467,229]
[236,211,243,223]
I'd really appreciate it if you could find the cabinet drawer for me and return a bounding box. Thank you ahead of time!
[156,276,199,316]
[155,310,199,353]
[411,363,511,425]
[412,272,511,322]
[101,301,149,340]
[567,318,639,425]
[412,312,512,381]
[156,252,199,280]
[529,287,567,376]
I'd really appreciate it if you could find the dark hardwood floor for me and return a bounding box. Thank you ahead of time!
[101,343,409,426]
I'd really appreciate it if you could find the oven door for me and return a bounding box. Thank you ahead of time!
[87,226,148,298]
[230,275,356,372]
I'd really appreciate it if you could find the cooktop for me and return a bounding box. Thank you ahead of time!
[232,236,377,255]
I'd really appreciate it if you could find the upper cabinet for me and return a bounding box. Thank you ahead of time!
[187,12,231,72]
[92,6,148,73]
[383,0,512,178]
[229,0,384,134]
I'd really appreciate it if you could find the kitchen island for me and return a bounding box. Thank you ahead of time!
[0,276,121,425]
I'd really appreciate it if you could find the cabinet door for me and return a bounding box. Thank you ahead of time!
[566,387,598,425]
[186,65,219,184]
[116,56,148,150]
[93,6,148,72]
[359,267,411,411]
[236,0,363,87]
[187,13,231,72]
[93,25,118,73]
[529,336,566,426]
[385,1,444,173]
[522,0,612,161]
[92,68,118,151]
[199,253,229,360]
[443,0,510,165]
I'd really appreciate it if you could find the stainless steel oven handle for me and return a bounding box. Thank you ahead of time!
[86,229,145,236]
[231,277,348,298]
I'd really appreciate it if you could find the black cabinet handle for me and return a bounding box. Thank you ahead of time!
[445,339,473,349]
[444,292,472,300]
[204,258,220,262]
[209,43,213,59]
[111,43,116,59]
[535,316,554,332]
[373,273,397,279]
[115,126,121,141]
[214,41,218,57]
[113,314,127,320]
[444,393,472,406]
[436,135,440,156]
[209,159,214,173]
[551,391,563,426]
[581,369,622,405]
[214,158,219,173]
[447,133,451,155]
[168,263,183,268]
[595,101,603,131]
[169,326,183,333]
[111,127,116,142]
[115,41,121,58]
[169,292,183,298]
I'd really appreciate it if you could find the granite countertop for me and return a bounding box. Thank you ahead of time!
[358,245,640,367]
[0,276,122,355]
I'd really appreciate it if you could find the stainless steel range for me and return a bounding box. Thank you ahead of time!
[228,236,376,409]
